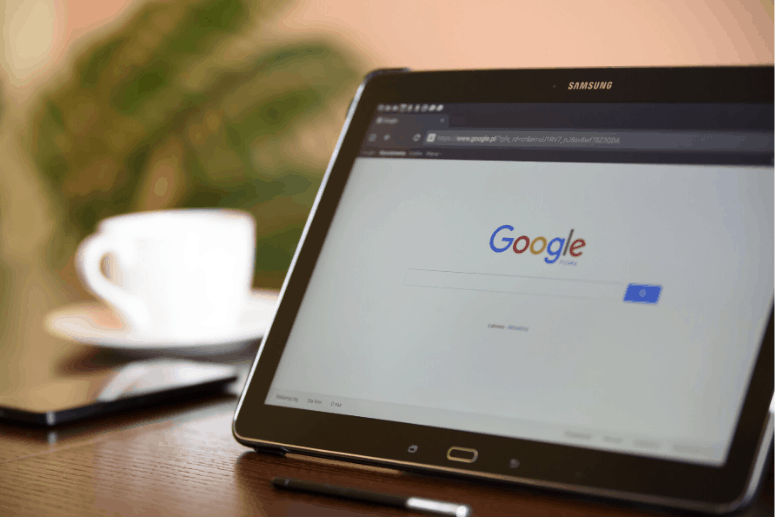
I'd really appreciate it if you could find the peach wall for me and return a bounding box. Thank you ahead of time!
[279,0,774,69]
[3,0,773,89]
[62,0,135,48]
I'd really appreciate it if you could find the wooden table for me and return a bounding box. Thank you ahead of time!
[1,358,772,517]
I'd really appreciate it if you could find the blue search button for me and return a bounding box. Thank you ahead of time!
[623,284,662,304]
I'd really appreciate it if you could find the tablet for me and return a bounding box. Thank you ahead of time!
[233,67,774,514]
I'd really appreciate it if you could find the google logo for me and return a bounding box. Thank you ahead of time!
[489,226,586,264]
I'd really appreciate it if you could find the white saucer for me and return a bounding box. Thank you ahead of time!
[44,290,277,353]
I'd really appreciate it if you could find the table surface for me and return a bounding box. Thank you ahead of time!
[0,295,772,516]
[0,388,771,517]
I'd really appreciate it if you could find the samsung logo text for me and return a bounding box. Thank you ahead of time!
[568,81,613,90]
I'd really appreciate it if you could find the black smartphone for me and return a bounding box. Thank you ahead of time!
[0,359,238,426]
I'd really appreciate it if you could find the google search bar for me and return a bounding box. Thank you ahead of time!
[404,269,627,302]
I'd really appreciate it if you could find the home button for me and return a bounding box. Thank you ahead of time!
[447,446,478,463]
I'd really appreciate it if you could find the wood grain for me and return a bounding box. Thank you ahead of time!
[1,397,772,517]
[0,392,238,463]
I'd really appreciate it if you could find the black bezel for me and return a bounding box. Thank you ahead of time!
[234,67,774,511]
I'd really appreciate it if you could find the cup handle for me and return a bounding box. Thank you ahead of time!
[76,233,151,332]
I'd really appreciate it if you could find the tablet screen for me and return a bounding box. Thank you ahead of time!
[265,103,773,467]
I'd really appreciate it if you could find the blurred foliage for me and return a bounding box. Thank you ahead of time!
[30,0,362,288]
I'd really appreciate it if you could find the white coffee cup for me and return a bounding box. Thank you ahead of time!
[76,209,256,340]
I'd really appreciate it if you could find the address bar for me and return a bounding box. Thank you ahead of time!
[404,269,623,301]
[423,130,773,152]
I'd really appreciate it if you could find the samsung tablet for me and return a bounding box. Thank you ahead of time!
[233,67,774,514]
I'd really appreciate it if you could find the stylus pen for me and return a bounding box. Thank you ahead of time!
[271,476,471,517]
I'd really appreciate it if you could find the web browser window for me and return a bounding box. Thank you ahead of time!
[266,103,774,466]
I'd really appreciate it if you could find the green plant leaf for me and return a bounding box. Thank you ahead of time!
[28,0,363,285]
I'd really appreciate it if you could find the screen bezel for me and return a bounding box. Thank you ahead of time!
[234,66,774,511]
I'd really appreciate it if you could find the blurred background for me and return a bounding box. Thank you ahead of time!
[0,0,772,392]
